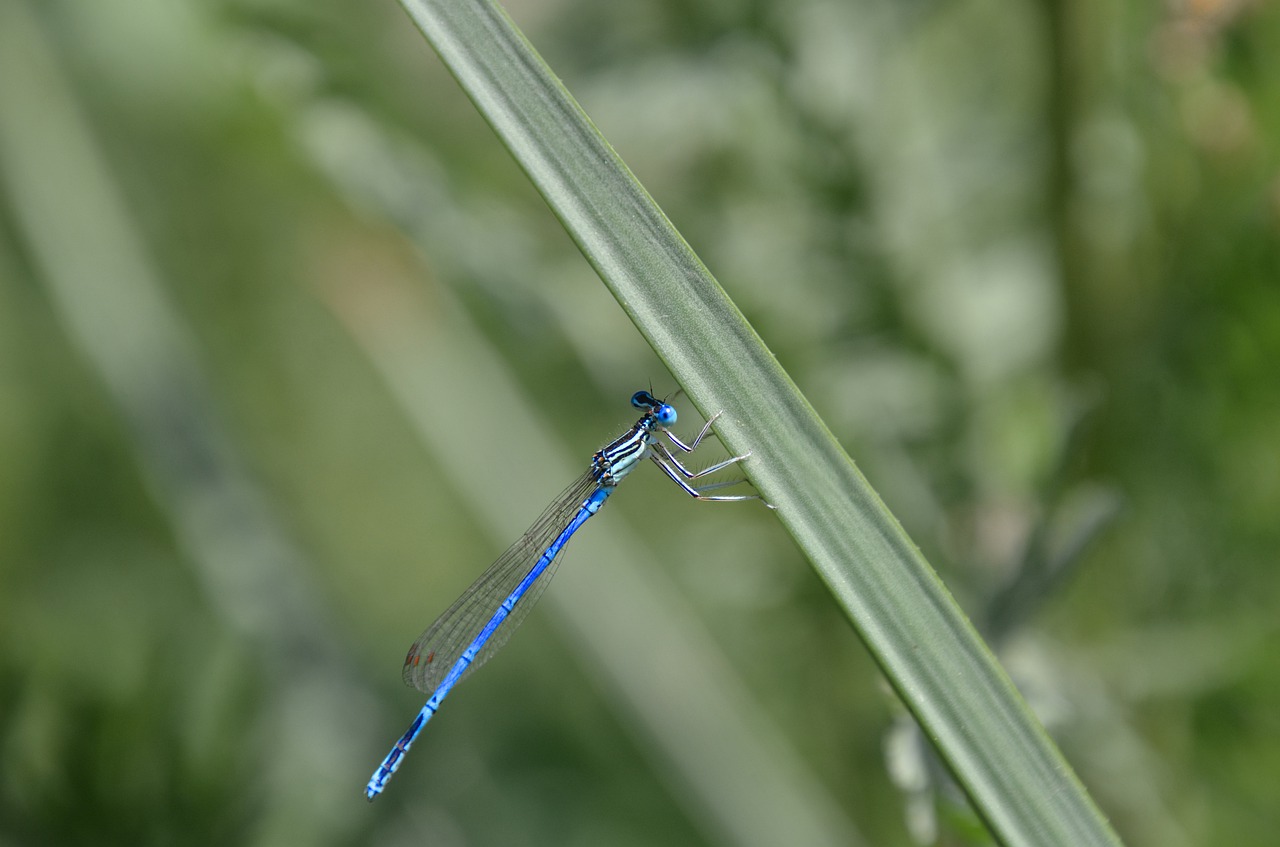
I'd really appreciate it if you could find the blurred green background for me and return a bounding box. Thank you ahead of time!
[1,0,1277,844]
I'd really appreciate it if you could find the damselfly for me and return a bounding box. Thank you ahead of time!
[365,390,764,800]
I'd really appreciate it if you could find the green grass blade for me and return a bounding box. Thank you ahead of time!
[397,0,1124,844]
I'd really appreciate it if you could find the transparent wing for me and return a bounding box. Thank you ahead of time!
[402,472,599,694]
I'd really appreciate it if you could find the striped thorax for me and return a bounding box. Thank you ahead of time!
[592,390,676,487]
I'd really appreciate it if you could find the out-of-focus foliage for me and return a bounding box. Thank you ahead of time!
[0,0,1276,845]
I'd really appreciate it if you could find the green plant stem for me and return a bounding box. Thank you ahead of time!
[396,0,1124,844]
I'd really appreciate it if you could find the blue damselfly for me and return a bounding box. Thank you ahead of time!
[366,390,763,800]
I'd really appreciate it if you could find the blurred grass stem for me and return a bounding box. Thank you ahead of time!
[0,4,376,843]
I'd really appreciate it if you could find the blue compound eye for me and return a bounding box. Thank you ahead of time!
[655,404,677,427]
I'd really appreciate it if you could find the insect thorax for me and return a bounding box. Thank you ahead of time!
[592,419,654,486]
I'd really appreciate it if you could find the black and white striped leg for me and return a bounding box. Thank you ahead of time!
[682,479,745,493]
[649,453,762,502]
[657,410,773,506]
[652,440,751,481]
[663,411,723,454]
